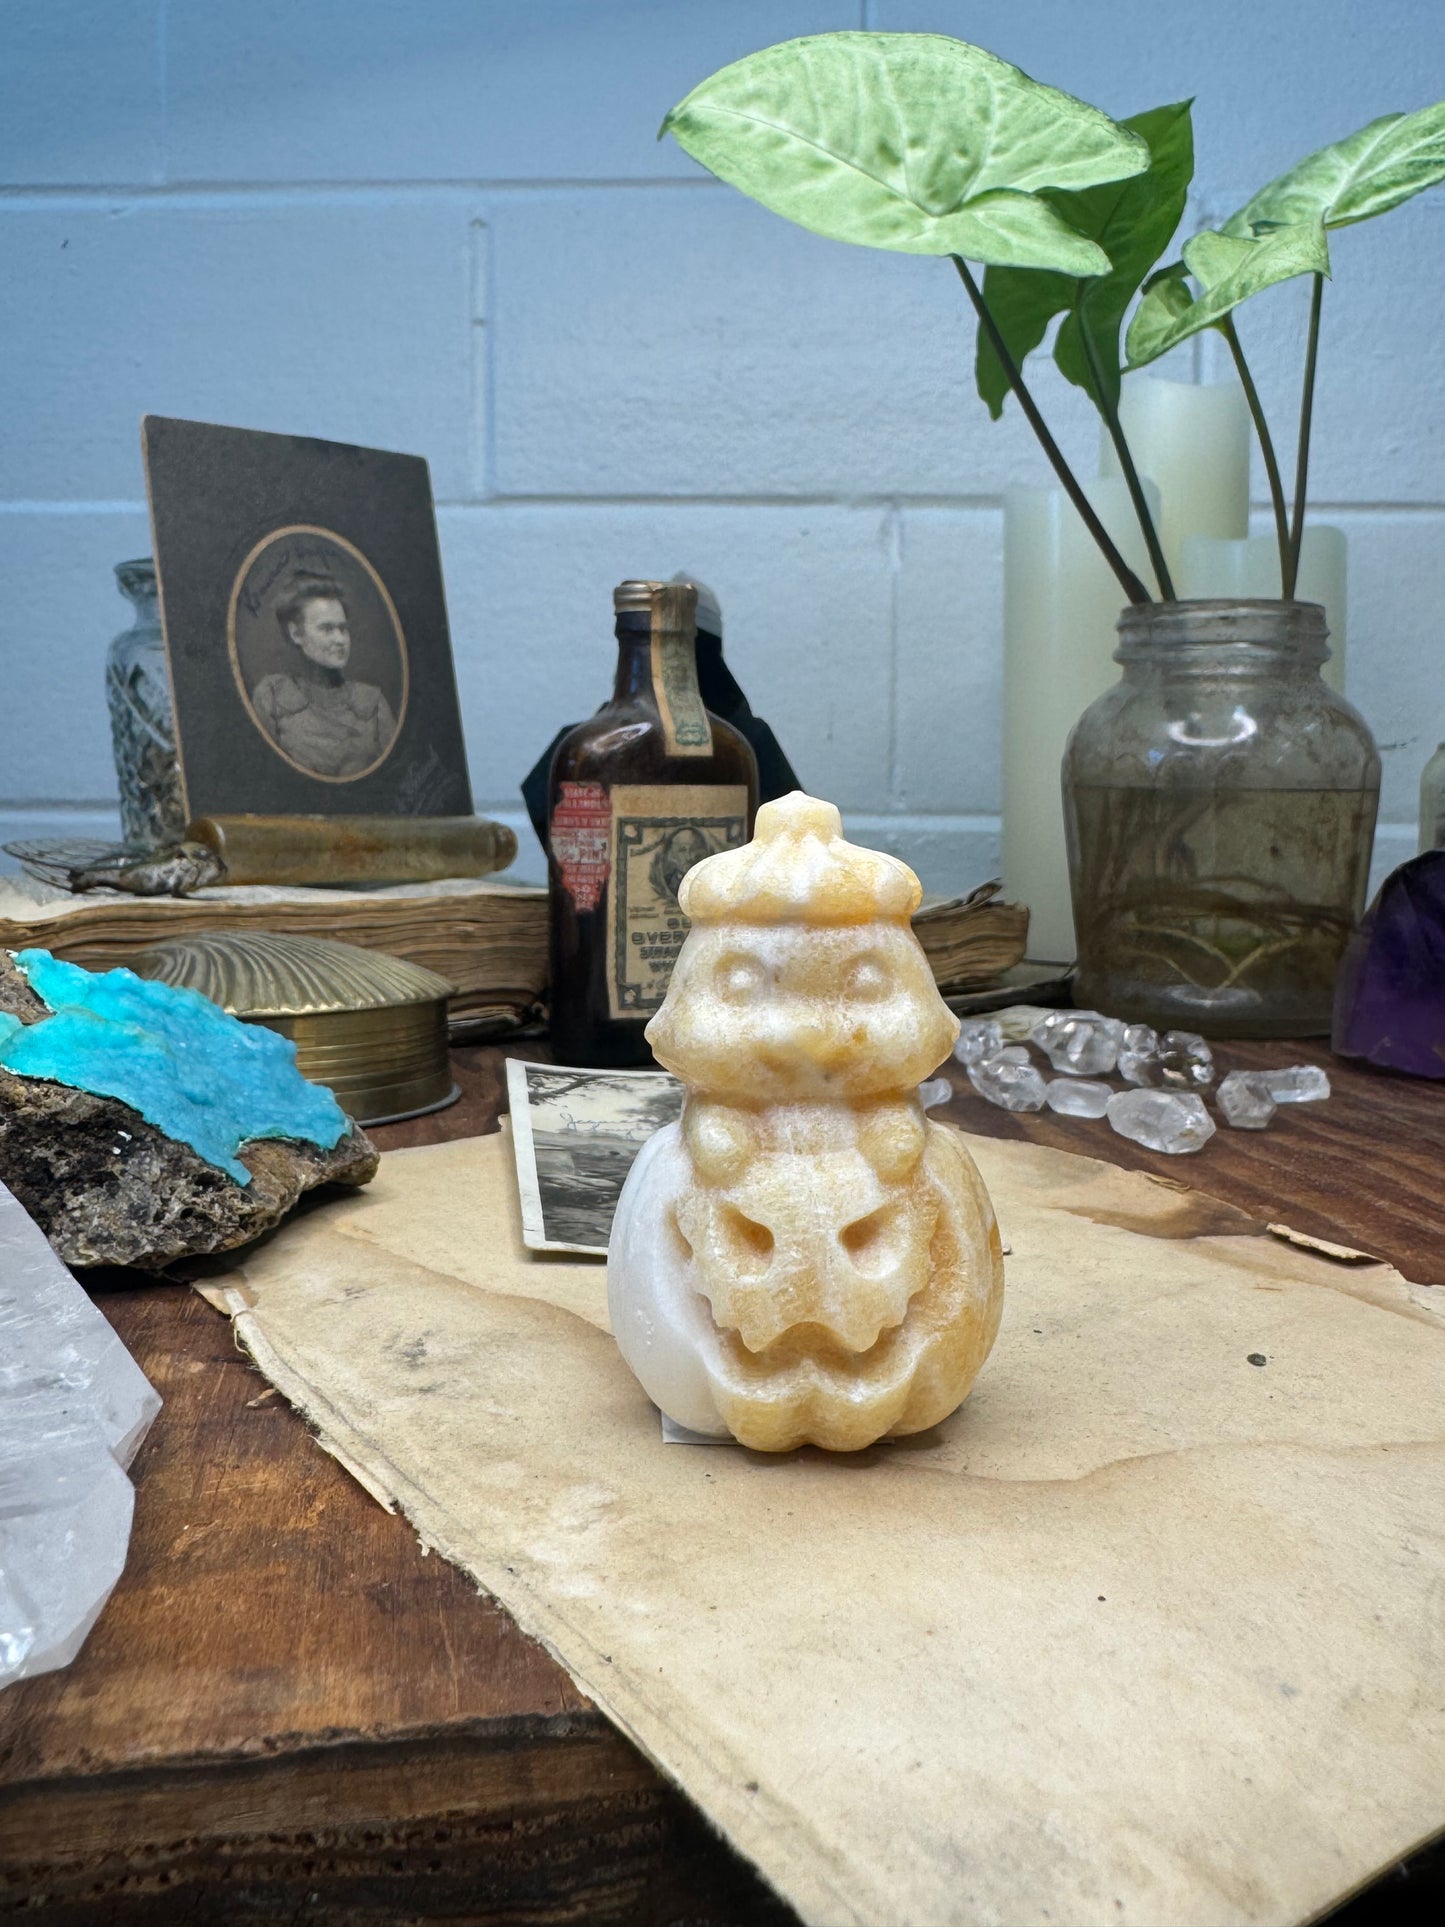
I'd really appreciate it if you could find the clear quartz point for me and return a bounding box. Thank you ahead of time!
[1044,1078,1112,1118]
[1259,1063,1331,1104]
[953,1018,1003,1066]
[1117,1023,1160,1086]
[967,1052,1048,1112]
[1106,1088,1216,1154]
[918,1077,953,1110]
[0,1180,160,1689]
[1030,1010,1123,1076]
[1158,1030,1215,1089]
[1216,1071,1277,1130]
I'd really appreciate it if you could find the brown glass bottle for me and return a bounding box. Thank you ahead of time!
[547,580,759,1066]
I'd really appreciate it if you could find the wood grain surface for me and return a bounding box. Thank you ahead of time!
[1,1036,1440,1924]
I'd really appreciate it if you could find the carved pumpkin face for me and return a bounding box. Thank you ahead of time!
[675,1101,934,1354]
[647,922,957,1102]
[609,1117,1004,1453]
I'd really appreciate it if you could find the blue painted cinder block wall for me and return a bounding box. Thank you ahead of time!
[2,0,1442,887]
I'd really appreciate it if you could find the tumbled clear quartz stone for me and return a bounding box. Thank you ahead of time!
[1259,1064,1331,1104]
[1106,1089,1215,1153]
[990,1004,1055,1043]
[1216,1071,1277,1130]
[1031,1010,1123,1076]
[967,1052,1048,1112]
[1157,1030,1215,1090]
[953,1017,1003,1066]
[918,1077,953,1110]
[1117,1023,1160,1086]
[1044,1078,1112,1118]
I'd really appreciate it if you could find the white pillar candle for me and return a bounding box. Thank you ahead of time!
[1099,375,1251,587]
[1178,527,1348,694]
[1003,476,1160,963]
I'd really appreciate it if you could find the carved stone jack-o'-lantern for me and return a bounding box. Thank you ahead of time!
[607,791,1005,1452]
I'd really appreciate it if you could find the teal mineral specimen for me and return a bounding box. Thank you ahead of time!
[0,949,348,1186]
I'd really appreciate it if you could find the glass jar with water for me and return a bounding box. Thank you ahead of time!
[1063,599,1379,1037]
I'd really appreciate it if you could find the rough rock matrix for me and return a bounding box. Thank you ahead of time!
[0,951,376,1270]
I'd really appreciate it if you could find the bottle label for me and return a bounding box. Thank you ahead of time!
[550,780,612,911]
[651,584,713,758]
[607,783,749,1019]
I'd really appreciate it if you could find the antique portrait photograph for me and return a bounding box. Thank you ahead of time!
[506,1058,682,1254]
[144,416,473,819]
[229,527,408,783]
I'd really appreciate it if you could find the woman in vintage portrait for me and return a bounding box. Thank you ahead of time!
[250,573,398,779]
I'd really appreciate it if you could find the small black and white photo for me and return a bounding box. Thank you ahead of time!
[506,1059,683,1254]
[230,527,408,782]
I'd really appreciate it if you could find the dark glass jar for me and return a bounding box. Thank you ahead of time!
[547,580,759,1066]
[1063,599,1380,1037]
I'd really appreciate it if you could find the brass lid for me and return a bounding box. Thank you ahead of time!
[131,930,454,1019]
[613,579,665,613]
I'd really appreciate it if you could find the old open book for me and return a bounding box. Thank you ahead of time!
[0,873,547,1033]
[0,871,1026,1031]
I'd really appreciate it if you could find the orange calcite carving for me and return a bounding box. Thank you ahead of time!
[607,792,1005,1452]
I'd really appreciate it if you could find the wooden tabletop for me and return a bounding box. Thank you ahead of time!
[2,1036,1441,1925]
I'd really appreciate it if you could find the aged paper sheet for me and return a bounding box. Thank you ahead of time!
[199,1128,1445,1927]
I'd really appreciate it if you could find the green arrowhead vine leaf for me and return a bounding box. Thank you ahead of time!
[1126,101,1443,369]
[662,32,1148,271]
[1224,101,1445,235]
[975,99,1194,418]
[1125,217,1331,366]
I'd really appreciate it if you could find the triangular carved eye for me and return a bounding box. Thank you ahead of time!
[719,1207,774,1277]
[840,1204,904,1278]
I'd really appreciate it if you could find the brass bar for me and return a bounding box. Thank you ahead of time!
[187,814,518,888]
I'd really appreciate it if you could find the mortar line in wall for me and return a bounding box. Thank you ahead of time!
[6,179,1441,211]
[450,492,1015,510]
[0,798,122,812]
[844,812,1002,834]
[0,493,1007,516]
[467,220,492,500]
[0,797,1419,834]
[883,505,902,806]
[0,500,151,515]
[0,178,733,210]
[6,494,1444,518]
[5,495,1443,517]
[449,494,1445,515]
[155,0,169,188]
[1247,500,1445,517]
